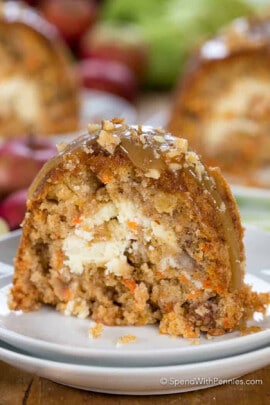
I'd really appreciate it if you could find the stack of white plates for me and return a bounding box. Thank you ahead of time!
[0,226,269,395]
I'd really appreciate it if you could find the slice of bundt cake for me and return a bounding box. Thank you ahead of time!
[9,119,269,338]
[168,15,270,188]
[0,1,79,137]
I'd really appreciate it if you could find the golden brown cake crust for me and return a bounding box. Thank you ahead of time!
[0,1,79,137]
[168,16,270,188]
[9,119,269,338]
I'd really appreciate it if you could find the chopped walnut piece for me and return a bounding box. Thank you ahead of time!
[185,151,205,180]
[165,149,180,160]
[173,138,188,153]
[185,151,198,165]
[82,145,94,154]
[116,334,137,347]
[168,163,182,171]
[97,130,121,154]
[102,120,115,131]
[130,129,139,142]
[145,169,161,179]
[219,202,226,213]
[153,135,166,143]
[156,127,165,134]
[112,117,124,124]
[139,134,146,144]
[89,323,103,339]
[56,142,68,153]
[88,123,101,133]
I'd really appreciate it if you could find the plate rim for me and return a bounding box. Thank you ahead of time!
[1,342,269,395]
[0,338,269,373]
[0,342,269,395]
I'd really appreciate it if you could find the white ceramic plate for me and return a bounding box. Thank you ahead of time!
[0,340,269,395]
[0,227,269,367]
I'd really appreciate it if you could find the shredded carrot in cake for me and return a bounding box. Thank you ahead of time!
[127,221,139,231]
[123,279,137,293]
[179,274,188,283]
[222,318,233,329]
[54,251,64,270]
[203,279,224,293]
[100,172,113,184]
[72,217,82,225]
[63,288,72,301]
[186,290,202,300]
[214,285,225,294]
[163,303,174,313]
[156,271,164,280]
[203,279,212,289]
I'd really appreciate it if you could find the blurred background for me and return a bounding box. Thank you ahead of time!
[0,0,269,235]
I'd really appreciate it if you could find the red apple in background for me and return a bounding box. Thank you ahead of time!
[24,0,40,6]
[40,0,98,45]
[0,189,28,230]
[0,137,56,195]
[78,58,138,101]
[80,23,148,80]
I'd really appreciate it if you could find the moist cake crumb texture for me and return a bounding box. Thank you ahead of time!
[9,118,270,338]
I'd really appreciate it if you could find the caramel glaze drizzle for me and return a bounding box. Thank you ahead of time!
[28,124,242,291]
[186,167,243,291]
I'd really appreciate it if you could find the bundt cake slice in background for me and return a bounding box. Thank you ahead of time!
[9,119,269,338]
[0,1,79,137]
[168,15,270,188]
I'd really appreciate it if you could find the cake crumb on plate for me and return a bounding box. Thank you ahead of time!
[116,334,137,347]
[88,323,103,339]
[239,326,263,336]
[190,339,201,345]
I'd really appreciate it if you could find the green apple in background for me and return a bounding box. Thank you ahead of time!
[101,0,260,88]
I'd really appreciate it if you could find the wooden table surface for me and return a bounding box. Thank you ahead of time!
[0,361,269,405]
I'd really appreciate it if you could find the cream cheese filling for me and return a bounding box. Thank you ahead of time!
[62,199,179,277]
